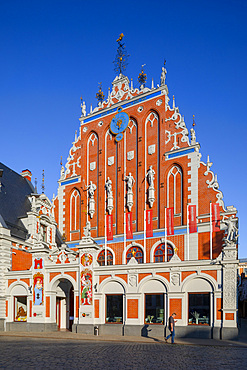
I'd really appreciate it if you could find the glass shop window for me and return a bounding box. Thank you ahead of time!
[188,293,210,325]
[106,295,123,323]
[145,294,164,324]
[14,296,27,322]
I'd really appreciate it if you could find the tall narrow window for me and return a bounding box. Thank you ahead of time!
[167,165,182,220]
[70,189,80,232]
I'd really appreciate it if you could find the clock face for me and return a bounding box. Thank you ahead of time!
[110,107,129,141]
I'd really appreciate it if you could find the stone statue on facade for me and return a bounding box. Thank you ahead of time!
[88,181,96,198]
[105,177,113,197]
[81,100,86,117]
[160,65,167,86]
[126,172,135,192]
[190,127,196,145]
[105,177,114,214]
[223,216,239,244]
[125,173,135,211]
[147,166,155,208]
[83,221,91,238]
[88,181,96,219]
[147,166,155,187]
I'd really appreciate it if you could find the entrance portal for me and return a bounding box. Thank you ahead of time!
[55,279,74,331]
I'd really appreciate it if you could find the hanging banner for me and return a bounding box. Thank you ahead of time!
[212,203,220,232]
[107,214,113,241]
[146,210,153,238]
[166,207,174,236]
[126,212,133,239]
[188,205,197,233]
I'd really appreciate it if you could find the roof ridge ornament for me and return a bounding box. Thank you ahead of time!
[113,33,129,76]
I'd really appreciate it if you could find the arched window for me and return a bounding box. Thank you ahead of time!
[97,249,113,266]
[126,246,143,264]
[70,189,80,232]
[154,244,174,262]
[167,165,182,218]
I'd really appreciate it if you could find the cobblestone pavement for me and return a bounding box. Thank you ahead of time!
[0,337,246,369]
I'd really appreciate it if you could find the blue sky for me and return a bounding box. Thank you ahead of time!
[0,0,246,257]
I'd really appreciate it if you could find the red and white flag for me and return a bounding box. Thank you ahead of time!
[166,207,174,236]
[212,203,220,232]
[107,214,113,241]
[146,210,153,238]
[188,205,197,233]
[126,212,133,239]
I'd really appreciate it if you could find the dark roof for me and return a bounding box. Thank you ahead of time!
[0,162,35,240]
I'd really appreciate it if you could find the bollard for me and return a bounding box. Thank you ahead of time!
[94,325,99,336]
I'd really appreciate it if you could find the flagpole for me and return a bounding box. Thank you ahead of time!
[105,214,107,266]
[104,133,107,266]
[124,131,126,256]
[165,207,167,262]
[187,204,189,261]
[210,202,212,260]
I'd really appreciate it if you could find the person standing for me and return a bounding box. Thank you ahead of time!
[165,313,177,344]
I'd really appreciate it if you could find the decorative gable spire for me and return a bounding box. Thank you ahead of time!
[138,64,147,89]
[113,33,129,76]
[41,169,45,194]
[96,82,105,106]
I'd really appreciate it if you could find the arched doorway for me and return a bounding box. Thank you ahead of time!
[55,279,74,331]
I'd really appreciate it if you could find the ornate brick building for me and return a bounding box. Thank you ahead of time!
[1,41,239,339]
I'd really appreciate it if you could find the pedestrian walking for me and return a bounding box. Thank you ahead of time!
[165,313,177,344]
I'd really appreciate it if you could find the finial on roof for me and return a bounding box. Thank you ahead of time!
[151,78,154,89]
[173,95,175,109]
[192,114,196,127]
[138,64,147,89]
[96,82,105,105]
[60,156,65,180]
[113,33,129,76]
[41,169,45,194]
[35,178,37,194]
[190,115,196,145]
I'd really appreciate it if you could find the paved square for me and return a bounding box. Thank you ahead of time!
[0,337,246,369]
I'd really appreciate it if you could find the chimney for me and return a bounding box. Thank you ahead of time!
[21,169,32,182]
